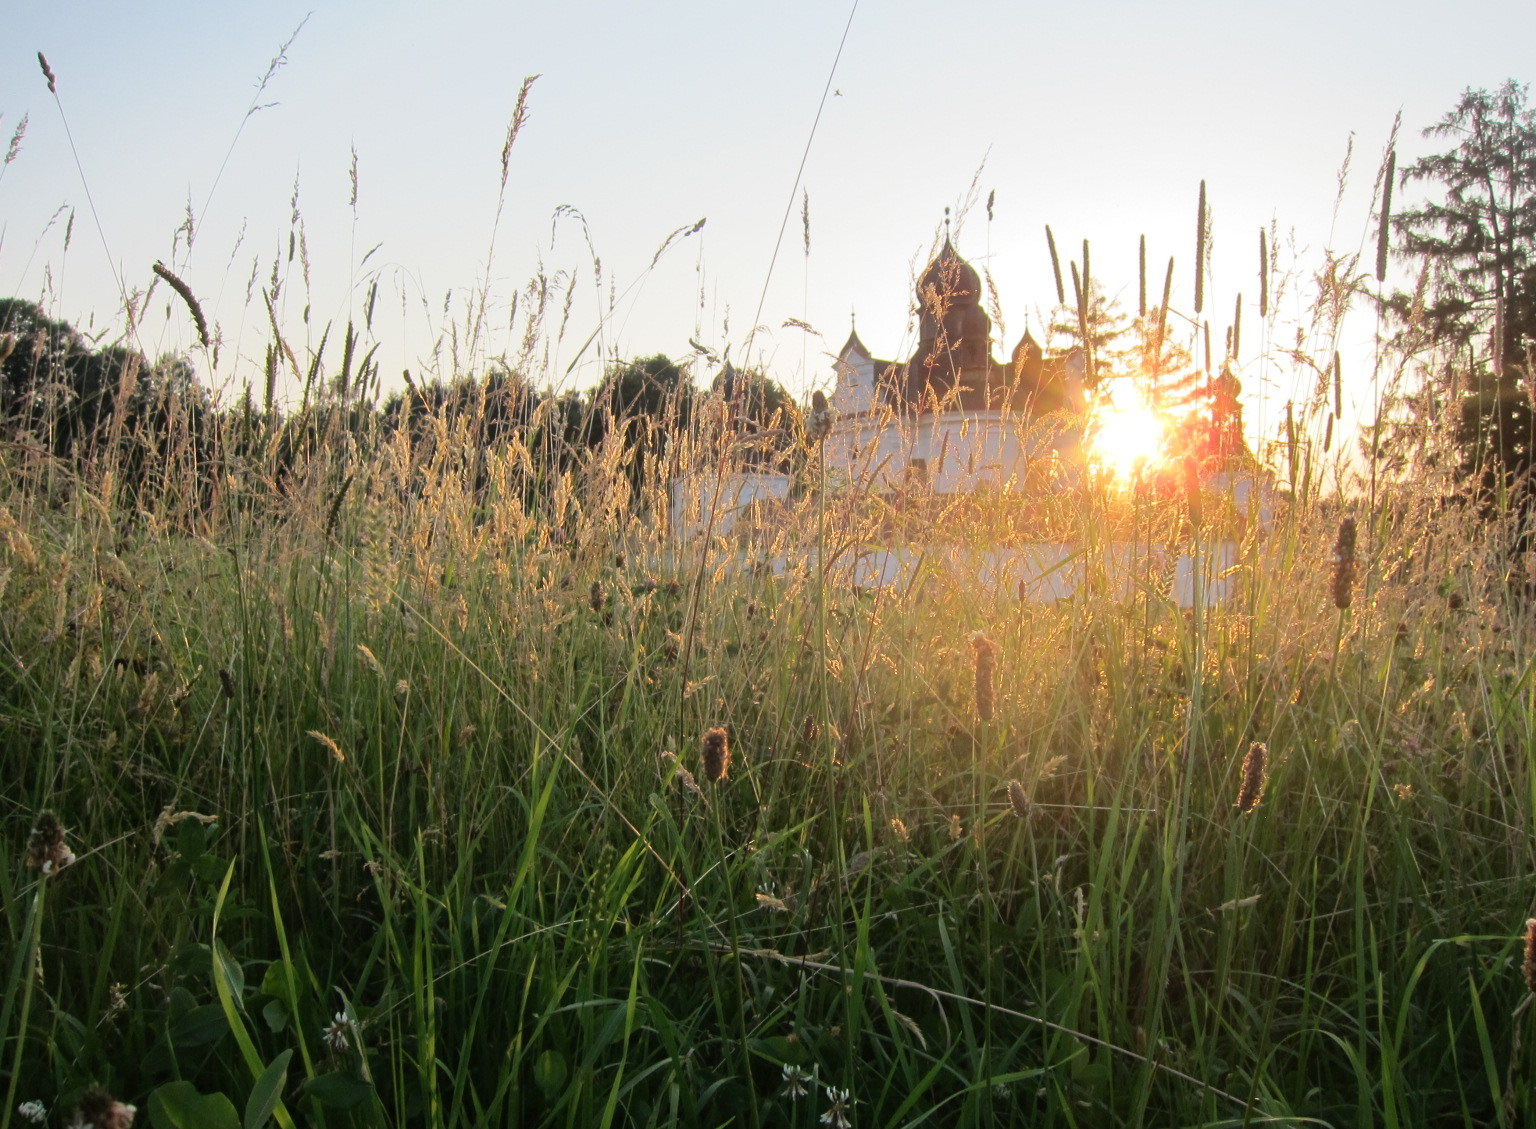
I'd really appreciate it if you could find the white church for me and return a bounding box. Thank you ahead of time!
[671,237,1090,536]
[819,237,1086,496]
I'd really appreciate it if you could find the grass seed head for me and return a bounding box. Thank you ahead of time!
[1007,779,1032,818]
[970,631,998,724]
[1332,517,1357,611]
[660,751,702,797]
[702,726,731,782]
[25,811,75,875]
[806,389,834,443]
[1235,742,1269,813]
[1524,918,1536,994]
[72,1087,135,1129]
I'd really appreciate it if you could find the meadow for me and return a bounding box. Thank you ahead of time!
[4,345,1536,1129]
[5,78,1536,1129]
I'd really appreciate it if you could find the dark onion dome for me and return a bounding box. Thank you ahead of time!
[916,238,981,303]
[1010,331,1044,377]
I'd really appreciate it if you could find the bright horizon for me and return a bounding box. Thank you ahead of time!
[2,1,1532,463]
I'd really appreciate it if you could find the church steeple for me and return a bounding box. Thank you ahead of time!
[906,238,991,403]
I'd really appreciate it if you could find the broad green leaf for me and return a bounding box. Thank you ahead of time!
[148,1081,241,1129]
[260,998,288,1033]
[170,1003,229,1049]
[243,1049,292,1129]
[213,939,246,1004]
[533,1049,568,1098]
[304,1070,373,1110]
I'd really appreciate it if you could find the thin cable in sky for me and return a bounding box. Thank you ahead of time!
[744,0,859,360]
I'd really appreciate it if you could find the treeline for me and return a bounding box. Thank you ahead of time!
[0,296,804,516]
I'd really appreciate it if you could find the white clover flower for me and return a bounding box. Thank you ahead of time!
[779,1065,813,1100]
[17,1101,47,1124]
[820,1085,853,1128]
[323,1010,350,1053]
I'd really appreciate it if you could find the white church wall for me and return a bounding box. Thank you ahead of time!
[826,410,1076,495]
[668,471,791,541]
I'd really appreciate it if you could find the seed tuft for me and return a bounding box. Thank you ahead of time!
[970,632,998,723]
[1523,918,1536,994]
[1007,779,1032,819]
[1234,742,1269,813]
[1332,517,1357,611]
[702,726,731,782]
[25,811,75,875]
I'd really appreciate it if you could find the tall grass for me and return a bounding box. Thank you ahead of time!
[4,85,1536,1129]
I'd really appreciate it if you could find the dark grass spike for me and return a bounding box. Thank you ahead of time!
[1195,180,1207,314]
[153,261,210,348]
[1046,226,1064,306]
[1138,234,1147,318]
[1332,517,1357,611]
[1259,228,1269,317]
[1376,149,1395,283]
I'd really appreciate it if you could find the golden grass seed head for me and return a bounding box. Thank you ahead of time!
[702,726,731,782]
[1234,741,1269,813]
[970,631,998,724]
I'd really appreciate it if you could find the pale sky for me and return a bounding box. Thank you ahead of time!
[2,1,1532,454]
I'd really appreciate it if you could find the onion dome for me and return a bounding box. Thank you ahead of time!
[916,238,981,304]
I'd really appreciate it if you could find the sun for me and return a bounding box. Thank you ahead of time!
[1087,377,1168,485]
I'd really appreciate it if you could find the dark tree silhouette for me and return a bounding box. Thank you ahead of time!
[1385,81,1536,502]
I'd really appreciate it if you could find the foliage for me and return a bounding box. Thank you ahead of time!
[1384,81,1536,503]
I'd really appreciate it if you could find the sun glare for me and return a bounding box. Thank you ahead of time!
[1088,378,1168,485]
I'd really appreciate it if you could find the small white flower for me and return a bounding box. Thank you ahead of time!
[323,1010,350,1053]
[17,1101,46,1124]
[820,1085,853,1128]
[779,1065,813,1100]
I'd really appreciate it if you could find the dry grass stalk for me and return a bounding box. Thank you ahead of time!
[1332,517,1357,611]
[308,730,346,764]
[702,726,731,782]
[4,115,26,167]
[1234,742,1269,813]
[660,751,702,798]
